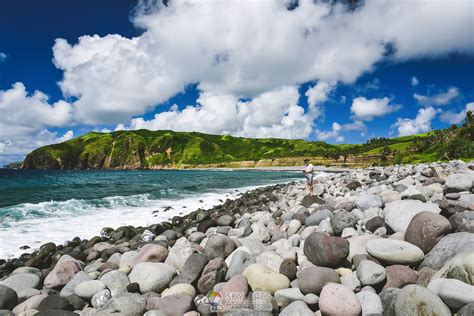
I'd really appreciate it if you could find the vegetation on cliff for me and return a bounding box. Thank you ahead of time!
[21,112,474,169]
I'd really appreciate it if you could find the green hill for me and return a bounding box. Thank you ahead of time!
[21,112,474,169]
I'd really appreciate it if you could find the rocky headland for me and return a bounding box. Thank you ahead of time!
[1,160,474,315]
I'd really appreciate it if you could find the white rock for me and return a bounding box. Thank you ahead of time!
[384,200,441,232]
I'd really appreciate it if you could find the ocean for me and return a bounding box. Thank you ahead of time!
[0,169,301,259]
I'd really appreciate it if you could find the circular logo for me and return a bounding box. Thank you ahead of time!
[207,291,222,308]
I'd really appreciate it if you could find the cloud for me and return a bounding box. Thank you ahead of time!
[393,107,440,136]
[411,76,419,86]
[0,52,6,62]
[315,120,366,142]
[304,81,336,120]
[0,82,74,158]
[50,0,474,125]
[120,86,314,139]
[413,87,460,106]
[440,102,474,124]
[351,97,401,121]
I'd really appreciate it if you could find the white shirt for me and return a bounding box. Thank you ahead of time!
[305,163,314,174]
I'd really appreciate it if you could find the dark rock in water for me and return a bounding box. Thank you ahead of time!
[365,216,385,233]
[197,257,227,294]
[67,294,87,310]
[0,285,18,310]
[127,282,140,293]
[205,235,237,260]
[303,232,349,268]
[330,210,356,235]
[170,253,208,287]
[301,195,325,208]
[37,296,73,311]
[20,245,30,250]
[404,211,451,253]
[100,227,114,238]
[279,259,297,281]
[379,288,400,316]
[197,218,217,233]
[347,181,362,190]
[298,265,340,295]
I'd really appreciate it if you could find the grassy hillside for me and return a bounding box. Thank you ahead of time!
[21,112,474,169]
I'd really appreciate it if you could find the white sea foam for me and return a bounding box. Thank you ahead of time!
[0,182,294,259]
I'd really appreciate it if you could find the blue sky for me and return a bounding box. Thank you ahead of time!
[0,0,473,165]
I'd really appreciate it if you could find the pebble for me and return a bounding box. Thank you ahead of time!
[128,262,176,293]
[297,265,340,295]
[356,260,386,286]
[303,232,349,267]
[356,290,383,316]
[427,278,474,309]
[319,283,362,316]
[366,239,424,265]
[394,284,451,316]
[243,263,290,294]
[74,280,106,299]
[383,200,441,232]
[404,211,451,253]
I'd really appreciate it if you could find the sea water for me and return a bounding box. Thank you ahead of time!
[0,169,301,258]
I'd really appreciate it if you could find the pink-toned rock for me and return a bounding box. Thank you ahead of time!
[383,265,418,289]
[404,212,451,253]
[12,294,48,314]
[319,283,362,316]
[131,244,169,267]
[44,256,82,289]
[416,267,436,287]
[220,275,249,311]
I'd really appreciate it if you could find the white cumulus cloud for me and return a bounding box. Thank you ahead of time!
[315,120,366,142]
[0,52,6,62]
[120,86,313,139]
[414,87,460,106]
[411,76,419,86]
[351,97,401,121]
[50,0,473,125]
[440,102,474,124]
[393,107,440,136]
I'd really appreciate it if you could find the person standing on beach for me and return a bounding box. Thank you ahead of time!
[303,159,314,195]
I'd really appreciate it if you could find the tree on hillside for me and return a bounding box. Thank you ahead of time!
[465,110,473,128]
[380,146,392,162]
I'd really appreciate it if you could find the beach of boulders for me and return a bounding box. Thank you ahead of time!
[1,160,474,316]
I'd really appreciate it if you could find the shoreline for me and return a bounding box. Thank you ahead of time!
[0,160,473,315]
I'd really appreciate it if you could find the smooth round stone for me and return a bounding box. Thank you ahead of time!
[356,291,383,316]
[365,216,385,233]
[0,273,41,293]
[74,280,106,299]
[383,200,441,233]
[0,285,18,310]
[366,239,424,265]
[274,288,305,307]
[225,250,255,281]
[356,260,386,286]
[404,211,451,253]
[298,265,340,295]
[280,300,313,316]
[106,292,146,316]
[445,173,473,192]
[220,275,249,310]
[383,265,418,289]
[319,283,362,316]
[146,294,193,315]
[394,284,450,316]
[355,194,382,211]
[256,251,283,273]
[348,234,380,261]
[171,252,209,287]
[161,283,196,298]
[43,255,83,289]
[164,237,195,272]
[330,210,356,236]
[428,278,474,310]
[379,288,400,316]
[37,296,73,311]
[445,192,460,200]
[420,232,474,270]
[217,214,234,226]
[279,259,297,281]
[287,219,301,236]
[458,302,474,316]
[433,252,474,285]
[197,258,227,294]
[305,209,333,226]
[131,244,169,267]
[100,270,130,297]
[340,273,361,292]
[205,234,237,260]
[303,232,349,267]
[242,263,290,295]
[128,262,176,293]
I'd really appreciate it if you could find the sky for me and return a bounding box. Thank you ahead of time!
[0,0,473,166]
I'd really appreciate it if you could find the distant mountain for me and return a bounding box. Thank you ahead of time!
[21,113,474,169]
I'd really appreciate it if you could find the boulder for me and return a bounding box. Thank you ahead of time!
[303,232,349,267]
[366,239,424,265]
[319,283,362,316]
[356,291,383,316]
[432,252,474,285]
[356,260,386,286]
[242,263,290,295]
[383,265,417,289]
[0,285,17,310]
[355,194,382,211]
[420,232,474,270]
[205,234,237,260]
[394,284,450,316]
[128,262,176,293]
[445,173,473,193]
[404,211,451,253]
[197,258,227,294]
[384,200,441,233]
[427,278,474,310]
[297,265,340,295]
[131,244,168,267]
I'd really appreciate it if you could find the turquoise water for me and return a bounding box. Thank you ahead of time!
[0,169,300,258]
